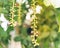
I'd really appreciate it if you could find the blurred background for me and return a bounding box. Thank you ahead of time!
[0,0,60,48]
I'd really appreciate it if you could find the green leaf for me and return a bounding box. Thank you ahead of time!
[56,8,60,32]
[37,32,49,43]
[6,26,13,33]
[0,45,2,48]
[0,7,3,13]
[0,26,8,40]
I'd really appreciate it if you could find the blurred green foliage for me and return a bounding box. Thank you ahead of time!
[0,0,60,48]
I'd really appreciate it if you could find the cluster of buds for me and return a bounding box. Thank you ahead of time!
[30,0,40,47]
[10,0,22,27]
[31,14,39,47]
[31,35,39,47]
[10,0,15,26]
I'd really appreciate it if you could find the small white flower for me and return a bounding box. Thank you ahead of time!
[25,8,34,21]
[0,14,7,22]
[16,0,23,4]
[25,12,32,25]
[22,0,27,4]
[25,0,28,4]
[50,0,60,8]
[28,8,33,15]
[26,4,30,8]
[44,0,60,8]
[1,22,8,31]
[24,20,31,25]
[16,0,26,4]
[36,5,42,14]
[26,13,31,20]
[0,13,9,31]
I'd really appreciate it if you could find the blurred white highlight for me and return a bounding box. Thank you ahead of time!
[0,13,9,31]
